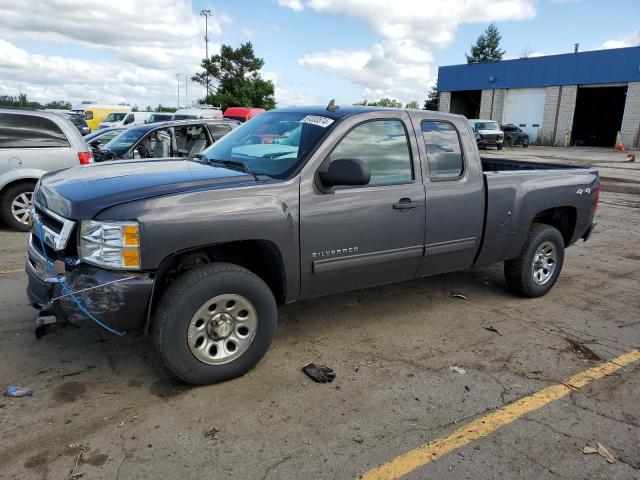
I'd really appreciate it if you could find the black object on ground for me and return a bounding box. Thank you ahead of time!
[302,363,336,383]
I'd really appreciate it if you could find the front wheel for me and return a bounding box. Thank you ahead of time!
[504,223,565,297]
[497,144,503,150]
[153,263,277,385]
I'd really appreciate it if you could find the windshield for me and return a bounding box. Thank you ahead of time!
[105,112,127,122]
[102,127,146,153]
[172,114,197,120]
[201,111,334,179]
[475,121,500,131]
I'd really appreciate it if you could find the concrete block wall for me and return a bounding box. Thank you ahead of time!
[479,89,506,121]
[491,89,507,122]
[550,85,577,146]
[621,82,640,148]
[438,91,451,113]
[539,86,560,143]
[479,90,492,119]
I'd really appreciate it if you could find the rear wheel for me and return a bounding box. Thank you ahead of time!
[504,223,565,297]
[153,262,277,385]
[497,144,503,150]
[1,182,35,231]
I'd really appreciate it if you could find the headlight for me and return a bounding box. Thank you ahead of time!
[79,220,141,269]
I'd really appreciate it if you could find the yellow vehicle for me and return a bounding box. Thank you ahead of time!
[80,105,132,131]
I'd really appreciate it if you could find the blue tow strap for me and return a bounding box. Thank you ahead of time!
[35,219,125,336]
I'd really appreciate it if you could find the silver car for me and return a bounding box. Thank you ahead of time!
[0,108,92,230]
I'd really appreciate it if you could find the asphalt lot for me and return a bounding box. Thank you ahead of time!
[1,146,639,480]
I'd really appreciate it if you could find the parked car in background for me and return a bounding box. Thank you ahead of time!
[64,112,91,136]
[172,106,223,120]
[84,127,127,152]
[0,108,93,230]
[501,124,530,147]
[93,119,238,161]
[99,111,151,129]
[146,113,174,124]
[223,107,265,122]
[77,105,132,131]
[468,119,504,150]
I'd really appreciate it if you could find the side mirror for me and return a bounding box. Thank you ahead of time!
[89,140,100,147]
[318,158,371,188]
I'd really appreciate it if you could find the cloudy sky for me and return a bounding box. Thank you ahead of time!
[0,0,638,109]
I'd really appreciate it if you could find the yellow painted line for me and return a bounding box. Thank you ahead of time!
[360,348,640,480]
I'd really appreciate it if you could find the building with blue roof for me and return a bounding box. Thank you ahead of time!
[436,46,640,147]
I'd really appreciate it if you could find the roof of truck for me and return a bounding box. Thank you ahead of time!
[275,105,413,119]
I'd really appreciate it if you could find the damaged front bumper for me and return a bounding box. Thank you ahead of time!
[26,236,153,334]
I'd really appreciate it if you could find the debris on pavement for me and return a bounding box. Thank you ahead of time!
[483,326,500,334]
[565,338,602,361]
[451,292,468,300]
[204,426,220,440]
[302,363,336,383]
[4,386,35,397]
[449,366,467,375]
[582,442,616,463]
[70,447,86,479]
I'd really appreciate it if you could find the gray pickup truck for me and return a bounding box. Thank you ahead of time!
[26,106,599,384]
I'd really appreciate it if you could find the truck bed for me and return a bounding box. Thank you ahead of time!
[476,156,599,269]
[481,157,589,172]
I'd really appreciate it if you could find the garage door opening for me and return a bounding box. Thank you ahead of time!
[450,90,481,119]
[572,85,627,147]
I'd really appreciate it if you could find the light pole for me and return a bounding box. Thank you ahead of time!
[175,74,181,108]
[200,9,213,98]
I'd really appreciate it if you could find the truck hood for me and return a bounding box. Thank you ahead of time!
[35,159,255,219]
[478,129,503,136]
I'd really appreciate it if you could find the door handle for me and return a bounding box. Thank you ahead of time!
[392,198,421,210]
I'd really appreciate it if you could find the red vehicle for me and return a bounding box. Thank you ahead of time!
[223,107,265,123]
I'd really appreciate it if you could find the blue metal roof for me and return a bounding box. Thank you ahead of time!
[438,46,640,91]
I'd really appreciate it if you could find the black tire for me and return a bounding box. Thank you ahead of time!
[497,144,503,150]
[504,223,565,298]
[153,262,277,385]
[523,142,529,148]
[1,182,35,231]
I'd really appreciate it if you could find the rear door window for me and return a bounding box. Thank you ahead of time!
[0,113,70,148]
[421,121,464,180]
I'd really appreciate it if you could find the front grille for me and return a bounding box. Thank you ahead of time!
[31,203,76,252]
[35,205,63,233]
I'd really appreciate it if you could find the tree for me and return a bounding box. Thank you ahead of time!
[466,24,505,63]
[359,98,403,108]
[423,83,439,111]
[192,42,276,110]
[44,100,71,110]
[155,104,177,112]
[405,100,419,109]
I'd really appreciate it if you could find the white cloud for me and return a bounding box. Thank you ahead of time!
[601,29,640,49]
[282,0,536,102]
[243,28,256,37]
[0,0,230,106]
[276,0,304,12]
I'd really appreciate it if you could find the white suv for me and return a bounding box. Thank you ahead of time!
[0,108,93,230]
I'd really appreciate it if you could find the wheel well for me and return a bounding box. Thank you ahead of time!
[0,178,38,198]
[532,207,577,246]
[147,240,287,330]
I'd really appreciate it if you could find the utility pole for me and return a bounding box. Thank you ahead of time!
[175,74,181,108]
[200,9,213,99]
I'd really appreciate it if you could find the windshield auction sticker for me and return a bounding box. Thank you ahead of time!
[301,115,334,128]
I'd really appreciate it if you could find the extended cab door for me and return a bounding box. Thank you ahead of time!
[299,111,426,299]
[410,113,484,276]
